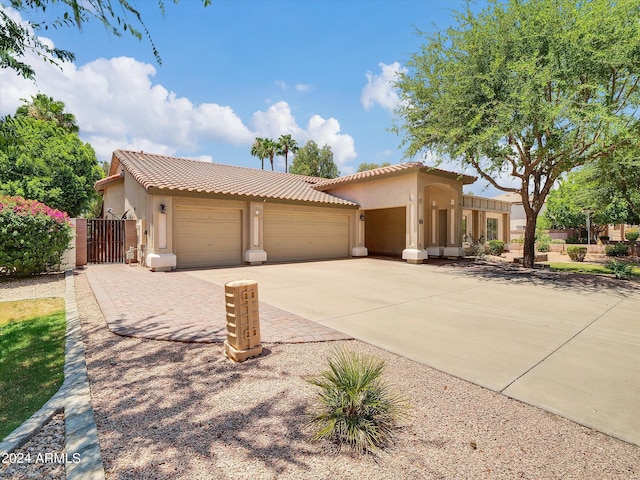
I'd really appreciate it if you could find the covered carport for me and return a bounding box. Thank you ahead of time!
[363,207,406,257]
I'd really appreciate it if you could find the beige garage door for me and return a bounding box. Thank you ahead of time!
[264,211,349,262]
[174,207,242,268]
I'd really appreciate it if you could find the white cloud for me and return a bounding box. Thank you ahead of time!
[361,61,407,112]
[0,7,357,167]
[305,115,357,165]
[275,80,287,90]
[251,102,357,166]
[296,84,312,92]
[0,51,254,160]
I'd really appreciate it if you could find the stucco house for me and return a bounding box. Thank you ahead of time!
[96,150,510,270]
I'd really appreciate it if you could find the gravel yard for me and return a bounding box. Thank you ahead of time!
[72,271,639,479]
[1,271,638,479]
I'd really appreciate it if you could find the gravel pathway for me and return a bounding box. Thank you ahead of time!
[72,270,639,479]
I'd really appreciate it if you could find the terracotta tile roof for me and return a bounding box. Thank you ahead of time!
[314,162,477,190]
[94,172,124,191]
[111,150,357,206]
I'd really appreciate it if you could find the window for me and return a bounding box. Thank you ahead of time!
[461,215,468,241]
[487,218,498,241]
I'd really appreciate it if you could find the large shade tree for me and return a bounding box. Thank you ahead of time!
[0,97,102,216]
[394,0,640,268]
[1,0,211,80]
[289,140,339,179]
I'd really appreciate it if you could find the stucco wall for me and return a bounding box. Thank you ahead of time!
[323,174,416,210]
[101,180,124,218]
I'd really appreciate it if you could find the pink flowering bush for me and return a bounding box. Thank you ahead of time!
[0,196,73,277]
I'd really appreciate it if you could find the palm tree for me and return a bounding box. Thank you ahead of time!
[263,138,278,171]
[251,137,268,170]
[16,94,79,133]
[277,134,298,173]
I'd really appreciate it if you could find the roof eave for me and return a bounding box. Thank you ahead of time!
[145,186,360,209]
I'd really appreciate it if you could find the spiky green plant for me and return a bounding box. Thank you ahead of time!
[306,348,406,454]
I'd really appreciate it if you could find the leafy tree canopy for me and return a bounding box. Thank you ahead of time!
[394,0,640,267]
[289,140,339,179]
[1,0,211,80]
[357,162,391,172]
[590,147,640,221]
[543,166,638,241]
[16,93,78,132]
[0,97,103,217]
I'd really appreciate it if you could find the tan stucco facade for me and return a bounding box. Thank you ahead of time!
[97,154,510,269]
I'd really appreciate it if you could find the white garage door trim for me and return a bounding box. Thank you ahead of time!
[264,211,349,262]
[174,206,242,268]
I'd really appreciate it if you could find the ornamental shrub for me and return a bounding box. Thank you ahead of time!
[567,246,587,262]
[625,228,639,242]
[605,243,629,257]
[306,348,406,455]
[605,260,634,279]
[488,240,505,255]
[0,196,73,277]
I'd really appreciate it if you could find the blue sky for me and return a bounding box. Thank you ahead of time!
[0,0,498,195]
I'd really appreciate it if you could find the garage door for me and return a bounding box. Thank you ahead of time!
[264,211,349,262]
[174,207,242,268]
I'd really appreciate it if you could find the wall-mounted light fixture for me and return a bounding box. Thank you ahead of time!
[255,210,260,216]
[159,204,166,214]
[359,214,365,221]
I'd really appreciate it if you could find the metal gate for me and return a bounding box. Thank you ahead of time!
[87,219,125,263]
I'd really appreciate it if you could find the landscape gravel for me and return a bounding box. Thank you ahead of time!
[71,270,639,480]
[0,273,65,302]
[0,414,66,480]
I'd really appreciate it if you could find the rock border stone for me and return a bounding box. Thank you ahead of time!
[0,270,105,479]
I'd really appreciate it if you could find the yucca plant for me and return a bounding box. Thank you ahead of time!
[306,348,406,455]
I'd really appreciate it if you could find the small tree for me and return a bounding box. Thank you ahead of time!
[0,196,73,277]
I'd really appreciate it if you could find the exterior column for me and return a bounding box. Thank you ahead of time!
[352,210,368,256]
[244,202,267,265]
[402,191,428,264]
[444,194,466,258]
[146,196,177,271]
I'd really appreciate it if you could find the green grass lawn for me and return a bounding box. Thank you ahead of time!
[550,262,640,277]
[0,298,66,439]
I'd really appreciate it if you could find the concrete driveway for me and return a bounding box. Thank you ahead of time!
[186,258,640,447]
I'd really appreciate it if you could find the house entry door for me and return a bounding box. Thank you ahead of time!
[438,209,448,246]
